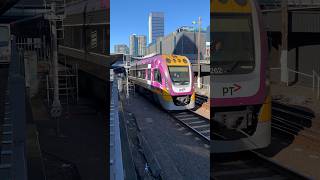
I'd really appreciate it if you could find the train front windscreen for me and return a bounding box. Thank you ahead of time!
[0,26,10,63]
[168,66,190,85]
[212,15,255,75]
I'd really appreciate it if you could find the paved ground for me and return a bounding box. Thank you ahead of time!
[31,97,107,180]
[192,101,210,119]
[268,82,320,179]
[123,93,210,180]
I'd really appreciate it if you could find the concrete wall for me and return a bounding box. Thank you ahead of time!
[296,45,320,87]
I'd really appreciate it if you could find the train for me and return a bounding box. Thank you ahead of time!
[211,0,271,153]
[128,54,195,111]
[0,24,11,65]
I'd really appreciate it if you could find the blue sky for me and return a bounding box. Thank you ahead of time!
[110,0,210,53]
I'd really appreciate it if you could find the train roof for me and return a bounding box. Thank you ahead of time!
[211,0,252,14]
[132,54,190,67]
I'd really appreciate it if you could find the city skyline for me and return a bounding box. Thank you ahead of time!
[130,34,147,56]
[114,44,129,54]
[110,0,209,53]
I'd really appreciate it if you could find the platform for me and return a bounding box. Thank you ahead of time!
[265,81,320,179]
[30,96,107,180]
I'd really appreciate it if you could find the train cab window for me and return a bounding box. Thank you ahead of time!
[212,15,255,75]
[154,69,162,84]
[168,66,190,85]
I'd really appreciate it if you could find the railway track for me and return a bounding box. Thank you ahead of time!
[212,150,310,180]
[195,94,208,105]
[168,110,210,143]
[212,101,313,180]
[271,101,320,143]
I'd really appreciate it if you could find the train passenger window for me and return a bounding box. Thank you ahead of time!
[154,69,162,84]
[147,69,151,80]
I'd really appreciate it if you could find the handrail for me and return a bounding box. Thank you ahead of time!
[271,67,320,99]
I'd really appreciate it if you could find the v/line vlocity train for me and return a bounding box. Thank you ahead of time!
[211,0,271,153]
[128,54,195,111]
[0,24,11,65]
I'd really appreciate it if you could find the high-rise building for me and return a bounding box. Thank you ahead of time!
[129,34,146,56]
[148,12,164,44]
[206,25,210,42]
[114,44,129,54]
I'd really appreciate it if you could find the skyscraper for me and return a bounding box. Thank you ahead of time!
[130,34,146,57]
[114,44,129,54]
[148,12,164,44]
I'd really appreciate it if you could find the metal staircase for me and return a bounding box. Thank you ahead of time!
[123,55,135,98]
[44,0,79,107]
[44,0,66,40]
[127,80,135,97]
[46,61,79,106]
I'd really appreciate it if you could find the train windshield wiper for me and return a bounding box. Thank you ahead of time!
[173,81,189,85]
[225,61,240,73]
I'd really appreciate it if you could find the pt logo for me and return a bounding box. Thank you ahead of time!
[222,84,242,96]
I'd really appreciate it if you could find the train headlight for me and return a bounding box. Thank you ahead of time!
[165,79,169,90]
[183,59,188,64]
[234,0,247,6]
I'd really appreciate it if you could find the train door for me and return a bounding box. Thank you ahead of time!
[147,64,151,85]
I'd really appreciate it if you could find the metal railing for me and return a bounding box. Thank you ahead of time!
[271,67,320,99]
[109,79,124,180]
[312,70,320,99]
